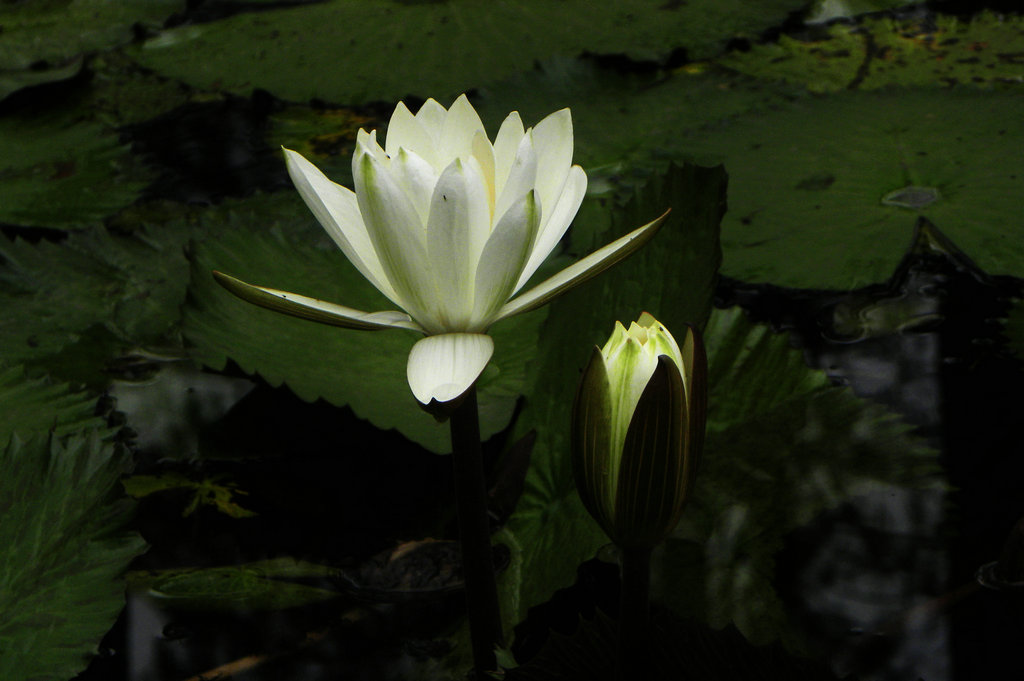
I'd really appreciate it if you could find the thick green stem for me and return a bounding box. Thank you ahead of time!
[617,546,652,681]
[449,385,503,678]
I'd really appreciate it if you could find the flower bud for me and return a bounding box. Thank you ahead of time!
[571,313,707,549]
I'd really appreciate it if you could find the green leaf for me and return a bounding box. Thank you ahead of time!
[0,431,146,681]
[0,0,184,71]
[123,472,258,518]
[680,88,1024,288]
[0,222,195,384]
[719,12,1024,92]
[132,0,807,104]
[506,162,727,615]
[128,558,341,611]
[0,363,107,447]
[0,108,152,229]
[181,205,547,453]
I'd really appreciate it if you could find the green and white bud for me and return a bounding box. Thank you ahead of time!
[572,312,706,549]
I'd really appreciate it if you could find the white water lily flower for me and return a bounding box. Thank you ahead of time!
[214,95,667,407]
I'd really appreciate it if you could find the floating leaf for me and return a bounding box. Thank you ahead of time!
[680,88,1024,288]
[129,558,341,611]
[181,202,546,453]
[132,0,807,104]
[0,56,83,103]
[0,364,106,446]
[718,12,1024,92]
[0,0,184,70]
[0,222,195,382]
[0,108,152,229]
[0,431,146,681]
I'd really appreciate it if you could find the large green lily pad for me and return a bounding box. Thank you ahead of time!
[181,207,547,454]
[680,87,1024,288]
[0,108,152,229]
[0,0,183,70]
[719,12,1024,92]
[0,222,194,381]
[132,0,807,105]
[0,364,106,446]
[0,431,146,681]
[128,558,341,611]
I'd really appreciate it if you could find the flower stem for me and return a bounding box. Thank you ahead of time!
[449,385,503,678]
[617,546,652,681]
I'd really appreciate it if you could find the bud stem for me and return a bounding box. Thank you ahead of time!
[449,385,503,678]
[617,546,652,681]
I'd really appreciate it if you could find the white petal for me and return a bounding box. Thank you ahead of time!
[393,148,438,224]
[415,98,448,140]
[531,108,574,223]
[282,148,400,305]
[406,333,494,405]
[471,130,496,216]
[213,271,423,332]
[355,129,388,164]
[471,189,540,328]
[493,133,537,229]
[355,152,435,324]
[492,111,525,199]
[513,164,587,292]
[496,210,670,321]
[426,157,491,331]
[440,94,486,163]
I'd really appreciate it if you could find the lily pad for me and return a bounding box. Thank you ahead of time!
[181,205,547,454]
[0,222,194,380]
[680,87,1024,288]
[0,0,184,71]
[718,12,1024,92]
[0,431,146,681]
[0,108,152,229]
[128,558,340,611]
[132,0,807,104]
[0,363,106,446]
